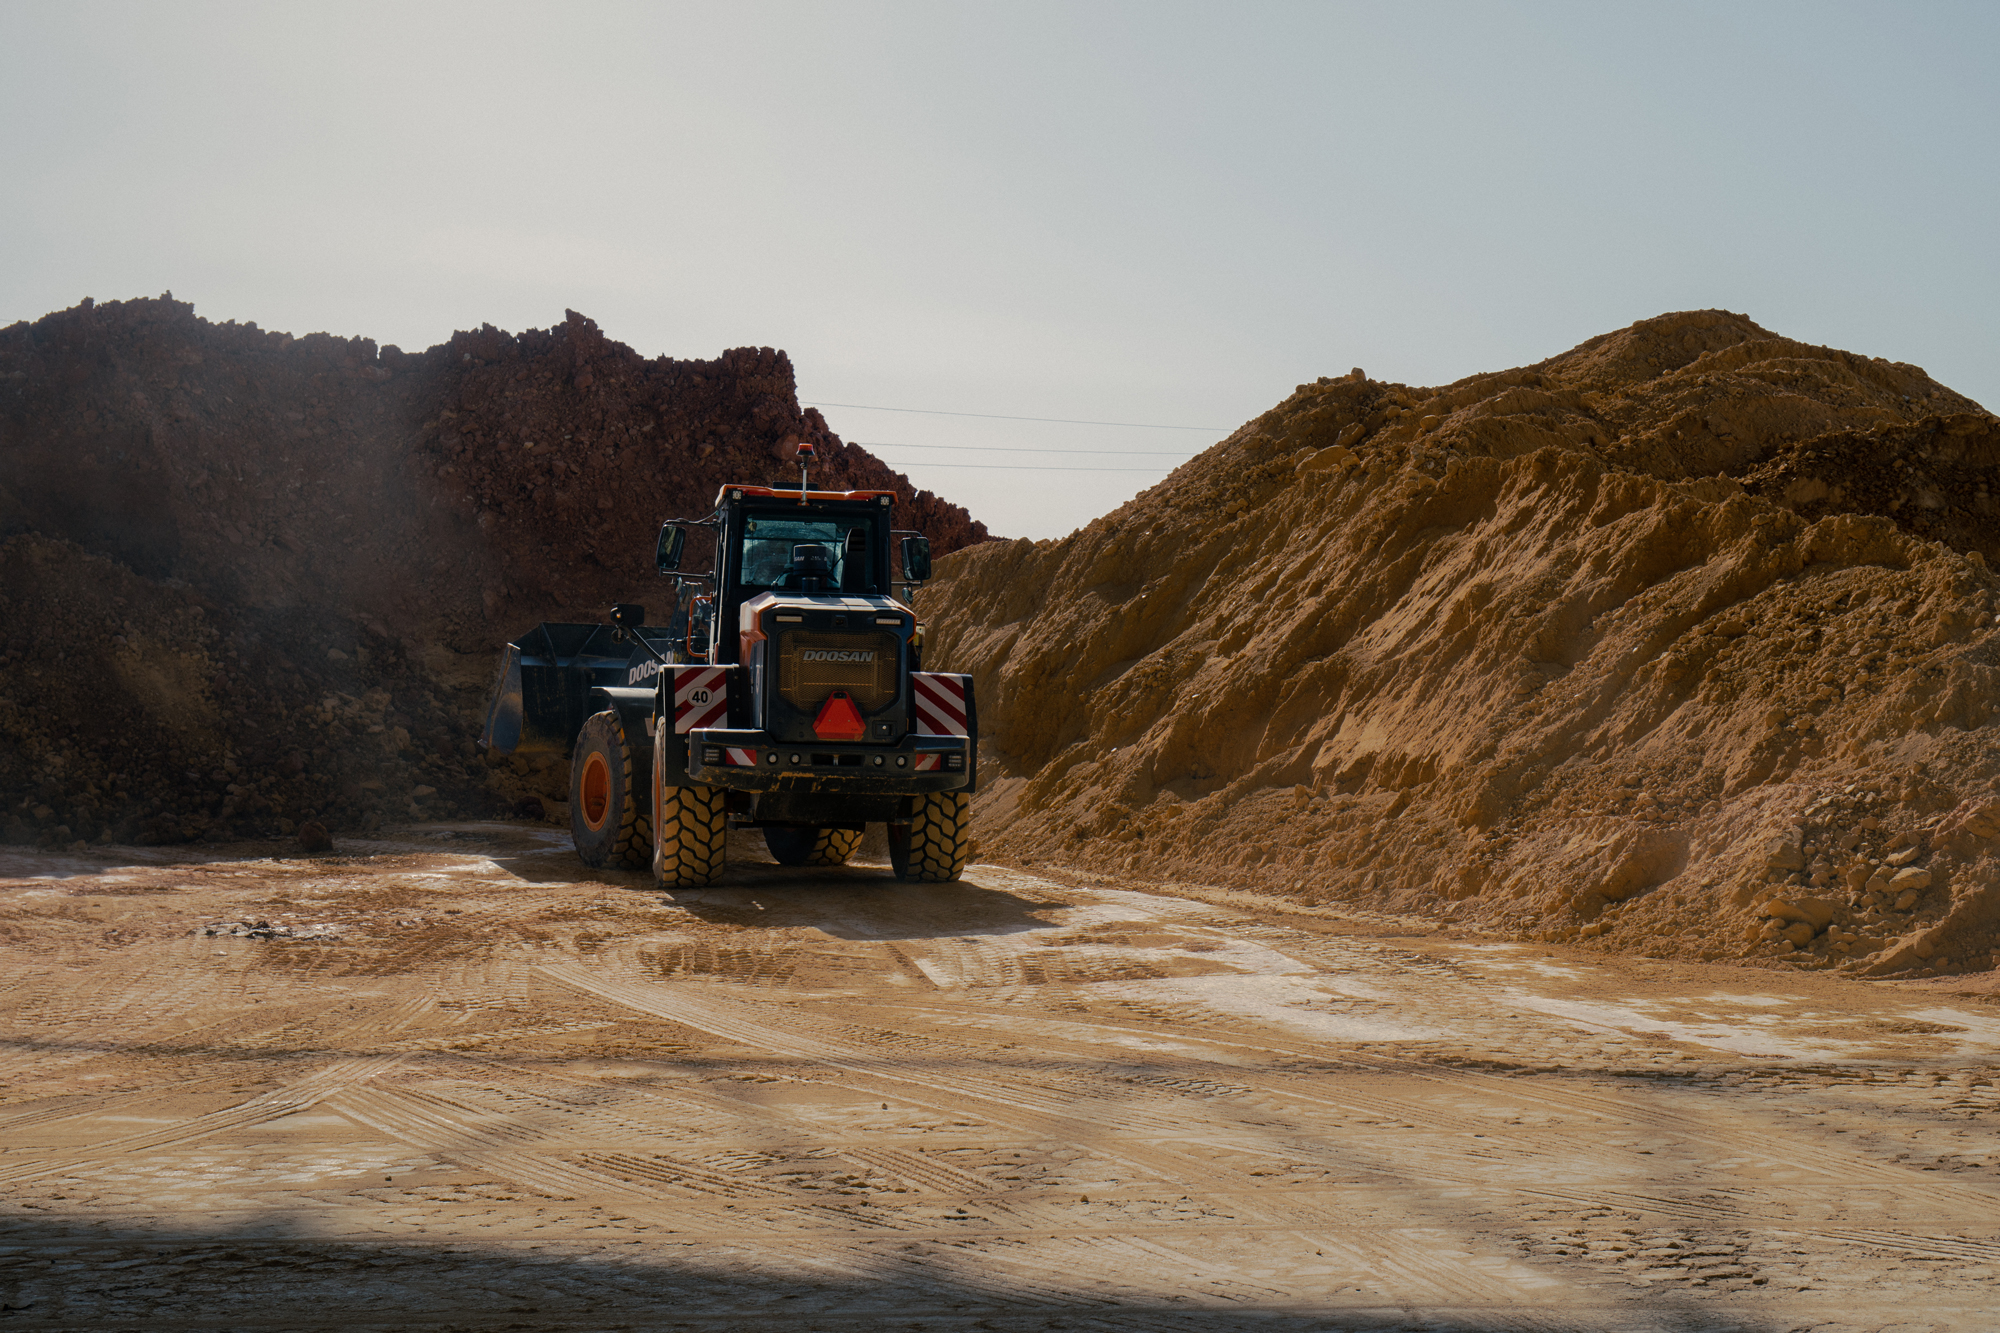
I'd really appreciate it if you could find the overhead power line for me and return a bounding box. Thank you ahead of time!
[852,441,1197,457]
[804,400,1224,431]
[867,460,1175,473]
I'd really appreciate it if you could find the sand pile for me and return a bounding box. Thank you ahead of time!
[0,296,986,846]
[927,310,2000,977]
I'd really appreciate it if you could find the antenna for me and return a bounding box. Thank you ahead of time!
[795,440,816,505]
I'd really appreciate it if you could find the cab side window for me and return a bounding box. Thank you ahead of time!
[841,527,871,593]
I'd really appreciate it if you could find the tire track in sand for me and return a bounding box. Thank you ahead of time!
[0,1053,406,1185]
[532,960,1595,1306]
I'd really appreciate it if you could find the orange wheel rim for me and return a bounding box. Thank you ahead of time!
[580,753,612,830]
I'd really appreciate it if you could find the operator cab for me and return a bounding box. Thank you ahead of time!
[706,489,897,664]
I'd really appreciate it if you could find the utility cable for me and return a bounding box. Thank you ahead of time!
[867,460,1178,472]
[852,441,1197,457]
[804,401,1225,431]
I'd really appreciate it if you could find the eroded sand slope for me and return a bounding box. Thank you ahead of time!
[928,311,2000,976]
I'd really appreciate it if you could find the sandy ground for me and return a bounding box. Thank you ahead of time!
[2,824,1997,1332]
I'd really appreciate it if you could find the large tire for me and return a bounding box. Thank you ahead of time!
[570,710,651,870]
[652,728,726,888]
[889,792,970,883]
[653,784,726,888]
[764,825,864,867]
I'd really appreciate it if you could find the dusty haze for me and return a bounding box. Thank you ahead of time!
[0,296,986,847]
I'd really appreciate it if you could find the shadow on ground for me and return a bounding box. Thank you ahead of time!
[663,866,1057,940]
[0,1211,1785,1333]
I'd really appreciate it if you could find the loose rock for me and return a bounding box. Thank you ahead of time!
[1888,867,1932,893]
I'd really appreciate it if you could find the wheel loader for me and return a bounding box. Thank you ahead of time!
[479,450,976,887]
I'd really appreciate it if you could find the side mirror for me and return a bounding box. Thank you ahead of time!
[610,603,646,633]
[900,535,933,583]
[656,524,686,573]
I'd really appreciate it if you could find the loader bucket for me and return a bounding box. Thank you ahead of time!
[480,621,672,756]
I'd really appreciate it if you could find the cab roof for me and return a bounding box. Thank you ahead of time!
[715,485,898,508]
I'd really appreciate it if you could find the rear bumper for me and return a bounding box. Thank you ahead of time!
[686,728,972,795]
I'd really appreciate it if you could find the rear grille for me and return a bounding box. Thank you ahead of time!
[776,630,898,711]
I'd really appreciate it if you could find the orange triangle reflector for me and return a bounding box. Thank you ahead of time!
[812,690,868,741]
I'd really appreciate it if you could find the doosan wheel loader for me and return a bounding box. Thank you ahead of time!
[480,449,976,888]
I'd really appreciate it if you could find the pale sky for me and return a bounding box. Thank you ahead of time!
[5,1,1995,539]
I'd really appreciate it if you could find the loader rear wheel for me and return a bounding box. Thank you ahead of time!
[653,781,726,889]
[764,825,863,867]
[889,792,970,883]
[570,710,651,870]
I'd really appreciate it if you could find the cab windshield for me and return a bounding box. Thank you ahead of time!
[737,514,878,593]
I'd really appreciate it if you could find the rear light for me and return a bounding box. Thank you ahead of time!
[703,746,723,764]
[945,754,964,771]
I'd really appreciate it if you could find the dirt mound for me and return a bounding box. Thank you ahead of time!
[0,296,988,846]
[926,310,2000,978]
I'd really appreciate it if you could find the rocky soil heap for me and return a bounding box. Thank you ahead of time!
[927,310,2000,978]
[0,296,987,847]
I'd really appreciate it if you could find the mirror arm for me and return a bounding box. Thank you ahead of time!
[657,513,723,575]
[609,602,670,665]
[622,631,670,665]
[609,626,671,664]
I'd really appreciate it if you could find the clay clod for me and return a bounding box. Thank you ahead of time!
[1761,897,1840,933]
[1763,833,1806,873]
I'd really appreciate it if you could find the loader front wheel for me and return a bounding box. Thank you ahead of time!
[888,792,970,883]
[653,782,727,889]
[764,825,864,867]
[570,710,652,870]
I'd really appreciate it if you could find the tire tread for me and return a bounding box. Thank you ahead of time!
[892,792,969,883]
[571,711,653,871]
[653,725,726,888]
[805,827,863,866]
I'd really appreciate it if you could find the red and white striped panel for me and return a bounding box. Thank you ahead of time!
[674,667,728,734]
[724,746,758,767]
[914,754,942,772]
[912,672,968,737]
